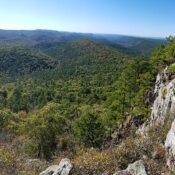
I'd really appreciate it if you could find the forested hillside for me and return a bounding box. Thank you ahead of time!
[0,30,166,57]
[0,47,56,82]
[0,30,173,175]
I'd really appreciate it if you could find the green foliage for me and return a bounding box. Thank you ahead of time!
[0,89,7,109]
[0,148,18,175]
[0,33,173,166]
[73,106,105,148]
[0,109,18,133]
[150,38,175,72]
[0,47,56,82]
[26,103,66,160]
[166,35,175,43]
[168,64,175,74]
[107,57,152,128]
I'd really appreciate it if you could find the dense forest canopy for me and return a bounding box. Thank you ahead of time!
[0,30,173,174]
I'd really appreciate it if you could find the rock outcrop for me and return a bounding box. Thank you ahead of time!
[111,114,144,147]
[138,66,175,171]
[165,119,175,170]
[114,160,147,175]
[139,67,175,135]
[39,158,72,175]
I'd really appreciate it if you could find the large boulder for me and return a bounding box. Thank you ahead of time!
[165,119,175,170]
[39,158,72,175]
[114,160,147,175]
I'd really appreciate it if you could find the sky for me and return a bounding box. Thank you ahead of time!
[0,0,174,37]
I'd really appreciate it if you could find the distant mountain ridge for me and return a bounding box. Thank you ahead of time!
[0,29,167,57]
[0,29,167,83]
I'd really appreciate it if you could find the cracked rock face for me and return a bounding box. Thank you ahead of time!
[137,66,175,171]
[139,67,175,135]
[165,120,175,170]
[39,158,72,175]
[113,160,147,175]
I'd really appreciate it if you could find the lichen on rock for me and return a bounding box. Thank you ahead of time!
[39,158,72,175]
[139,67,175,135]
[113,160,147,175]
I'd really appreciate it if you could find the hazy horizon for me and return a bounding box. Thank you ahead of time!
[0,0,174,38]
[0,28,167,39]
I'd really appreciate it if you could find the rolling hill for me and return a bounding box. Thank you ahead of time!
[0,29,166,57]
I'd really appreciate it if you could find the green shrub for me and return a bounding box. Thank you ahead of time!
[0,109,18,133]
[168,64,175,74]
[73,107,105,148]
[26,103,67,160]
[0,148,17,175]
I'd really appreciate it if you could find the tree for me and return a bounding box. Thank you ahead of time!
[26,103,66,160]
[0,89,7,108]
[0,109,18,133]
[107,57,151,126]
[9,87,22,112]
[166,35,175,43]
[73,106,105,148]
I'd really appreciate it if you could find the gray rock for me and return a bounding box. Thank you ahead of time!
[126,160,147,175]
[165,120,175,170]
[39,158,72,175]
[137,66,175,171]
[139,67,175,135]
[114,160,147,175]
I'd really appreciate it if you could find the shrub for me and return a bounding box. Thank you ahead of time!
[26,103,67,160]
[148,118,171,144]
[0,148,18,175]
[0,109,17,131]
[144,159,167,175]
[73,109,105,148]
[168,64,175,74]
[73,149,117,175]
[113,137,143,169]
[72,136,145,175]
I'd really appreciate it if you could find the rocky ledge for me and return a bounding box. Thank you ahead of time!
[139,67,175,135]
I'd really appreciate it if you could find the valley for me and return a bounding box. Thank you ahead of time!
[0,30,174,175]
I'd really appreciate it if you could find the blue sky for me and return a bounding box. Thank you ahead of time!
[0,0,174,37]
